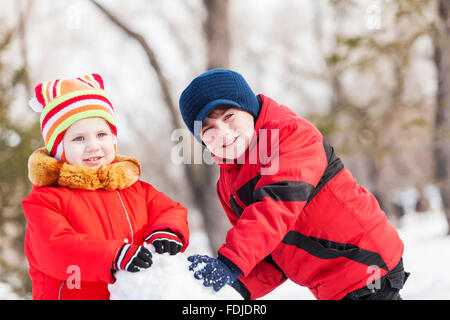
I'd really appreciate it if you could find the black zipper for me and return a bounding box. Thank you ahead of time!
[230,194,244,218]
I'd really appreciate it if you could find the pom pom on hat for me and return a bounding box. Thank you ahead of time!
[28,97,44,113]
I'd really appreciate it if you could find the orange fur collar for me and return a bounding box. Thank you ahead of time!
[27,148,141,190]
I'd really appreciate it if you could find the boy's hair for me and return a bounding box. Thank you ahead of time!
[205,105,233,120]
[28,74,117,162]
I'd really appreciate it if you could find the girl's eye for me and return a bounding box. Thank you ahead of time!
[97,132,107,138]
[73,136,84,142]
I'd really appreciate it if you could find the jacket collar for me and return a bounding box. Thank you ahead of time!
[27,147,141,190]
[214,94,272,170]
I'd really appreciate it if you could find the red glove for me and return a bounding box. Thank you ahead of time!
[144,230,183,255]
[113,244,152,272]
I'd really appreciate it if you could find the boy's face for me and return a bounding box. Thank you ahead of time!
[201,107,255,160]
[62,117,116,168]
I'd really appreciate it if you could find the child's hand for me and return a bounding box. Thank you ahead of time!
[113,244,153,272]
[187,254,242,292]
[144,230,183,255]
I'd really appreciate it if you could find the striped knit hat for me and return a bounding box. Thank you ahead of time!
[28,74,117,162]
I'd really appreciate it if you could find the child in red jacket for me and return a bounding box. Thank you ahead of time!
[22,74,189,300]
[180,69,408,300]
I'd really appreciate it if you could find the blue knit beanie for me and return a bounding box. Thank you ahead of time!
[179,69,260,140]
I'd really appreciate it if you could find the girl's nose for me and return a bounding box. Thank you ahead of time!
[85,139,100,152]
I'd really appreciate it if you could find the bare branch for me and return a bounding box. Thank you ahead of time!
[90,0,183,130]
[15,0,34,95]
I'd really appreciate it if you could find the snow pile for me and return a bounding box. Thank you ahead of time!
[108,244,241,300]
[0,282,21,300]
[399,208,450,299]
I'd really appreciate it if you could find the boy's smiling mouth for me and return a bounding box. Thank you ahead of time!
[223,136,238,148]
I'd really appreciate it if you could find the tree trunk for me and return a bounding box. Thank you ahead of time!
[185,163,227,253]
[433,0,450,234]
[367,157,404,226]
[196,0,232,253]
[203,0,230,69]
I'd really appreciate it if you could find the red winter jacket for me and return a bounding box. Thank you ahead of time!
[216,95,404,300]
[22,149,189,300]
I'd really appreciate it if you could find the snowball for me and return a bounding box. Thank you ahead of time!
[108,244,242,300]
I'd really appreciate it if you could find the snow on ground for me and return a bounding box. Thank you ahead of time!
[394,185,450,299]
[399,209,450,299]
[0,282,21,300]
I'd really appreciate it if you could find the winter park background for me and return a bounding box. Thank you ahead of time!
[0,0,450,300]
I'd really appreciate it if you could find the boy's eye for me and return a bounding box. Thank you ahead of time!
[97,132,107,138]
[202,127,211,135]
[73,136,84,142]
[224,113,233,120]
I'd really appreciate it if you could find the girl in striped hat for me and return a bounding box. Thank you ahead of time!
[22,74,190,299]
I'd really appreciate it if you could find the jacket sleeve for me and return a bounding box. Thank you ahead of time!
[218,118,328,276]
[217,172,288,299]
[22,187,123,284]
[233,257,287,300]
[141,181,189,252]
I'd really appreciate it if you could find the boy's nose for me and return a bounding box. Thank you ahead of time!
[221,132,236,145]
[218,133,239,150]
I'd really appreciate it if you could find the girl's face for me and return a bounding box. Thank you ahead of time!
[62,117,116,168]
[201,107,255,160]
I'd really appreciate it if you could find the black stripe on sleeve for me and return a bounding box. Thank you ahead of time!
[236,174,262,206]
[253,181,315,202]
[282,231,388,271]
[305,138,344,203]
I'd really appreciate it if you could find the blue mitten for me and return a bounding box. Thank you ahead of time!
[187,254,242,292]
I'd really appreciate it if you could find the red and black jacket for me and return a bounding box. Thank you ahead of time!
[216,94,404,300]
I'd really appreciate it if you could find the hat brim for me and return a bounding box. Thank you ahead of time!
[194,99,242,124]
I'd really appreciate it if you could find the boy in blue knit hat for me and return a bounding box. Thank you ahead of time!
[180,69,408,300]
